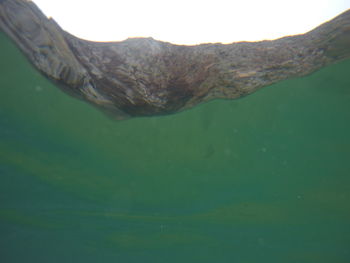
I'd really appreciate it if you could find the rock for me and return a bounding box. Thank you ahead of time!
[1,0,349,119]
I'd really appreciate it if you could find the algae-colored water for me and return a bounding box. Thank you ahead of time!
[0,31,350,263]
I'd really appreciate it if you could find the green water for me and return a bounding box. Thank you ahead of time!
[0,31,350,262]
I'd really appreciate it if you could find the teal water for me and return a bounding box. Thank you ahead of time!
[0,31,350,262]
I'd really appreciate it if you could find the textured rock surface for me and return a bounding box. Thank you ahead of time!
[1,0,349,119]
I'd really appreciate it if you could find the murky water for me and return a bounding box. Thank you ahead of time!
[1,32,350,263]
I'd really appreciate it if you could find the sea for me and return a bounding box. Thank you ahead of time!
[1,31,350,263]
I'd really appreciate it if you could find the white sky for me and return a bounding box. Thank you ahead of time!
[33,0,349,45]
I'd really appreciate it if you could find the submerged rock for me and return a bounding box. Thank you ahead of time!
[0,0,349,119]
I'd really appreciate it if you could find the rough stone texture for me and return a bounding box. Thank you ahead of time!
[1,0,349,119]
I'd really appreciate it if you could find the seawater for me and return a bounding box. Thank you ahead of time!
[0,32,350,263]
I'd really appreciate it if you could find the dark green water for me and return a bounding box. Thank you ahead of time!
[0,31,350,263]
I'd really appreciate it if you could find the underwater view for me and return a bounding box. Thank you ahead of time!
[1,24,350,263]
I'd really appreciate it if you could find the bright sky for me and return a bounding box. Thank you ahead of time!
[33,0,349,45]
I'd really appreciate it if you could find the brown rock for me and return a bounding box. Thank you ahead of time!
[1,0,349,119]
